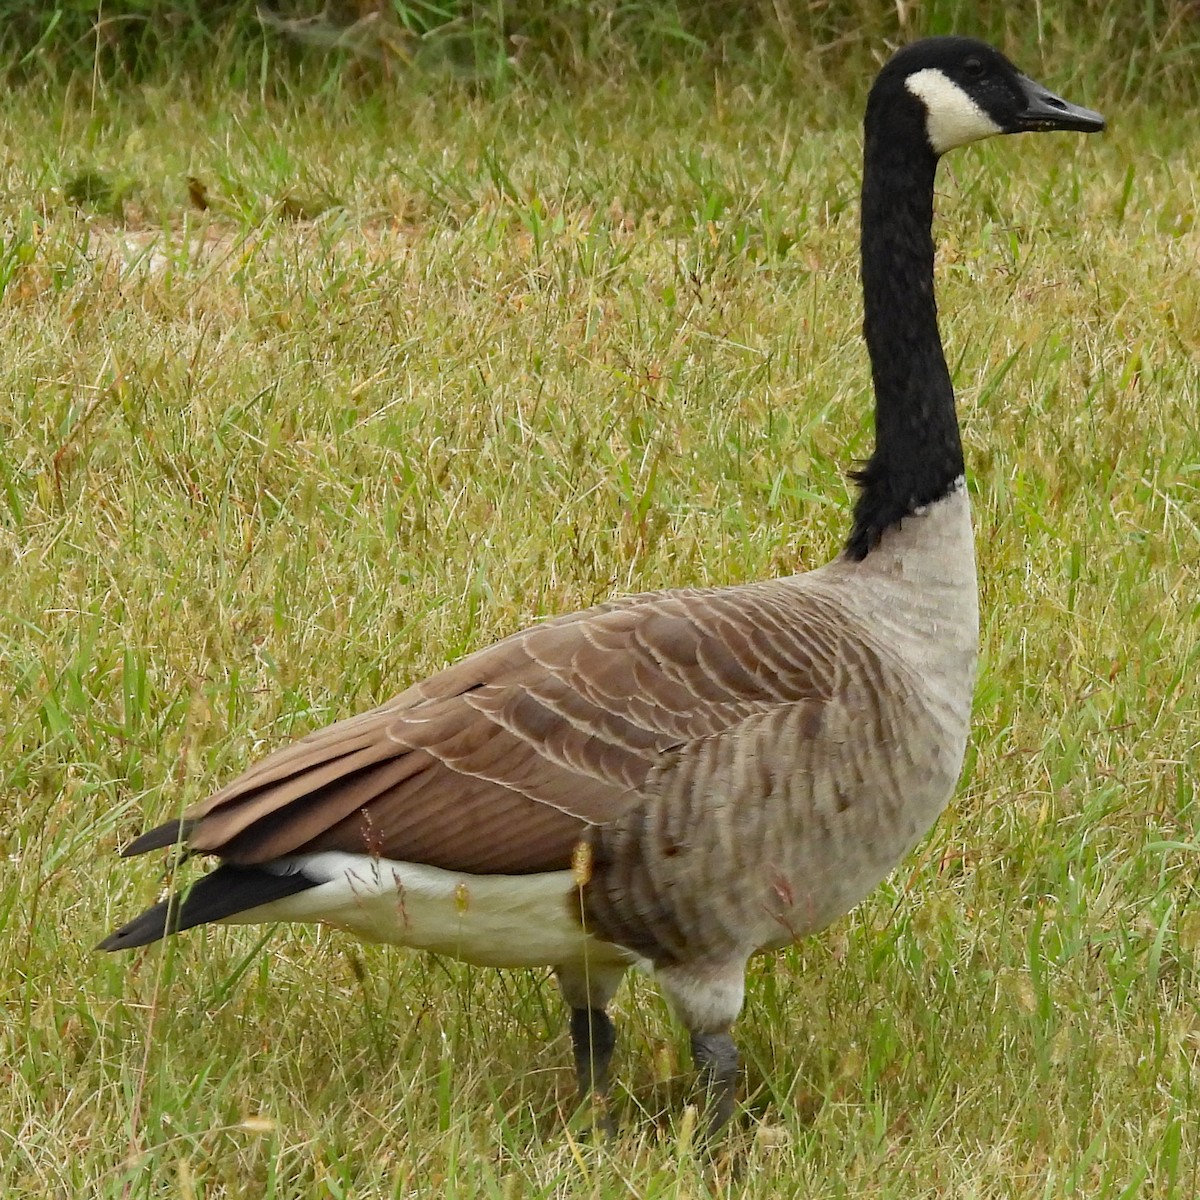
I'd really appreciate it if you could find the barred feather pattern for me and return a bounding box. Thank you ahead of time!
[583,483,978,965]
[122,482,976,974]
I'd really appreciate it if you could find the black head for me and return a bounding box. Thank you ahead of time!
[869,37,1105,156]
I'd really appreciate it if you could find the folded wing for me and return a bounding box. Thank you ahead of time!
[122,581,837,875]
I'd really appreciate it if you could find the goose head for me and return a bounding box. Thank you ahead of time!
[870,37,1106,157]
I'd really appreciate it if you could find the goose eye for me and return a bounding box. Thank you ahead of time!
[963,56,985,78]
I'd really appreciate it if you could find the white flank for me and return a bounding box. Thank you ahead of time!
[220,851,637,970]
[905,68,1002,153]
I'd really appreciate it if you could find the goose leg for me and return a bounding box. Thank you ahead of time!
[690,1031,740,1138]
[556,963,626,1133]
[569,1005,617,1102]
[656,959,747,1139]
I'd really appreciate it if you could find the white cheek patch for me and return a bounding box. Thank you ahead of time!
[905,67,1002,154]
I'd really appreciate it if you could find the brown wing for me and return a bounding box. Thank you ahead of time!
[125,581,837,875]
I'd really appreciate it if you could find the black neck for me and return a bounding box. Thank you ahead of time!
[843,123,965,561]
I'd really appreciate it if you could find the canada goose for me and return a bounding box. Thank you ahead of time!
[100,37,1103,1137]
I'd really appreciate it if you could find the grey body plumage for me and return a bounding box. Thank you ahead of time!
[99,38,1103,1137]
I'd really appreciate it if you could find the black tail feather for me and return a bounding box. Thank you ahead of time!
[98,864,319,951]
[120,818,197,857]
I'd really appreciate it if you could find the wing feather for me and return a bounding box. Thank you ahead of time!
[123,581,840,875]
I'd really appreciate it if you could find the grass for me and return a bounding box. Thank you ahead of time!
[4,0,1200,105]
[1,45,1198,1200]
